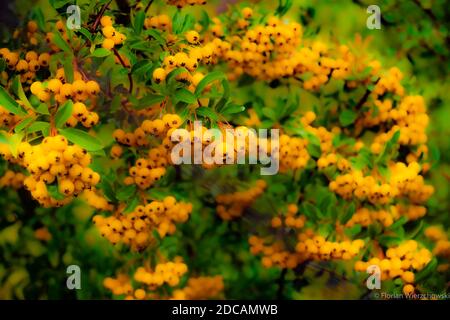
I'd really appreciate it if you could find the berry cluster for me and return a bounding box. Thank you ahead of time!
[31,73,100,104]
[0,170,25,189]
[355,240,432,295]
[94,196,192,250]
[0,141,18,163]
[16,136,100,207]
[134,261,188,288]
[205,16,303,81]
[124,148,168,189]
[250,219,365,269]
[0,105,21,128]
[295,231,365,262]
[345,204,427,228]
[329,162,433,205]
[26,21,39,45]
[249,236,301,269]
[113,114,183,189]
[103,274,133,296]
[113,113,182,147]
[101,16,126,50]
[278,134,310,173]
[424,226,450,258]
[330,170,397,204]
[166,0,207,9]
[270,204,306,229]
[144,14,172,32]
[172,276,224,300]
[31,72,101,127]
[389,162,434,203]
[104,258,189,299]
[369,97,428,154]
[170,124,283,171]
[215,179,266,220]
[0,47,50,84]
[81,189,113,211]
[151,32,221,92]
[44,20,88,53]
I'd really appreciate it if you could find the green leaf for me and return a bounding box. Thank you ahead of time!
[116,184,136,201]
[339,109,357,127]
[196,107,218,121]
[144,29,166,45]
[59,128,104,151]
[27,121,50,135]
[136,93,165,110]
[36,103,50,115]
[166,67,189,84]
[174,88,196,104]
[429,143,440,168]
[131,60,153,76]
[276,0,294,17]
[344,224,362,237]
[378,235,402,247]
[199,10,210,30]
[340,201,356,224]
[77,27,93,41]
[14,117,34,133]
[388,216,408,231]
[194,71,226,96]
[91,48,111,58]
[222,79,230,100]
[407,220,424,239]
[63,57,74,83]
[172,10,184,34]
[133,10,145,34]
[317,191,335,215]
[377,130,400,164]
[214,97,227,112]
[55,100,73,128]
[31,8,46,32]
[7,132,24,157]
[12,76,34,111]
[0,86,27,116]
[261,107,278,121]
[123,196,139,214]
[0,131,8,144]
[180,14,196,34]
[97,178,116,202]
[302,202,323,220]
[221,103,245,115]
[414,258,437,283]
[48,185,65,200]
[53,32,72,53]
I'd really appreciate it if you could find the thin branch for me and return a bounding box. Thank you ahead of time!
[91,1,112,33]
[113,47,133,94]
[355,77,380,109]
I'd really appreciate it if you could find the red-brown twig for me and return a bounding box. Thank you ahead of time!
[91,1,113,33]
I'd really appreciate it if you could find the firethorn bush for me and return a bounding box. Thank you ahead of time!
[0,0,448,300]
